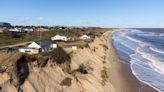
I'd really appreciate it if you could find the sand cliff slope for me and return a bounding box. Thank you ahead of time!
[0,30,119,92]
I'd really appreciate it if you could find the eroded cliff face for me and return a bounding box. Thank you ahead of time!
[0,30,116,92]
[69,32,114,92]
[0,53,29,91]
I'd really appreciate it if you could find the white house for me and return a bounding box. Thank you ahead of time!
[9,28,22,32]
[28,42,41,49]
[51,35,68,41]
[19,48,40,54]
[19,40,57,54]
[79,35,90,40]
[24,28,34,32]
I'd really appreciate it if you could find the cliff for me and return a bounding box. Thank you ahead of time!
[0,29,118,92]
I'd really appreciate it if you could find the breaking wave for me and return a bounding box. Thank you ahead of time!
[112,29,164,92]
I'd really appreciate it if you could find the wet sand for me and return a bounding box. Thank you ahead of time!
[107,30,158,92]
[121,62,158,92]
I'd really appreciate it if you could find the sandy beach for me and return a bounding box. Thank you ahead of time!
[0,29,158,92]
[106,30,158,92]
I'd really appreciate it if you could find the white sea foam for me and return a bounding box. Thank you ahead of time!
[128,29,142,33]
[140,52,164,75]
[130,53,164,92]
[135,44,164,74]
[112,29,164,92]
[130,62,163,92]
[126,36,142,43]
[159,33,164,36]
[137,32,157,37]
[150,47,164,54]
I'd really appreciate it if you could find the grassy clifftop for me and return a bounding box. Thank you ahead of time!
[0,28,105,48]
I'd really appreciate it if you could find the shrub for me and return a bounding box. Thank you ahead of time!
[60,77,72,86]
[50,47,70,64]
[101,67,108,86]
[78,64,88,74]
[75,63,93,74]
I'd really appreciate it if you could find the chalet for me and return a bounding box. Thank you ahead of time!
[79,35,90,40]
[51,35,68,41]
[19,40,57,54]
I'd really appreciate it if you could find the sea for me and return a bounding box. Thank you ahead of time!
[112,28,164,92]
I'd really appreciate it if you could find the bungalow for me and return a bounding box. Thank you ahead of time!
[9,28,22,32]
[51,35,68,41]
[19,40,57,54]
[23,28,34,32]
[79,35,90,40]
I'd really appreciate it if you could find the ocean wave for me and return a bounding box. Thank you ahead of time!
[128,29,142,33]
[136,47,164,74]
[130,52,164,92]
[125,36,143,43]
[137,32,158,37]
[159,33,164,36]
[130,62,164,92]
[113,29,164,92]
[150,47,164,54]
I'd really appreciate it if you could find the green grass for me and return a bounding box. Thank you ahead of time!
[0,35,52,48]
[0,30,77,48]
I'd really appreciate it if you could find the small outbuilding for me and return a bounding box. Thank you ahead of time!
[51,35,68,41]
[79,35,90,40]
[72,46,77,51]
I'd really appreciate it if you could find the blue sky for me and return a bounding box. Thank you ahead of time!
[0,0,164,28]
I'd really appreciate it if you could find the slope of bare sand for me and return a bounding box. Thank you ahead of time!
[0,29,157,92]
[0,30,115,92]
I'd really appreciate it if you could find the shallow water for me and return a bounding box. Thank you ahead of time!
[112,29,164,92]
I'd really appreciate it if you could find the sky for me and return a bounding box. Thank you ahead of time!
[0,0,164,28]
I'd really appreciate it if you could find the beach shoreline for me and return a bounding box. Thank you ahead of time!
[106,30,158,92]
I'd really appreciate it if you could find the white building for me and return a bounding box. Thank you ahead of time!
[72,46,77,51]
[51,44,57,48]
[24,28,34,32]
[19,40,57,54]
[9,28,22,32]
[51,35,68,41]
[27,42,41,49]
[79,35,90,40]
[19,48,40,54]
[0,28,5,33]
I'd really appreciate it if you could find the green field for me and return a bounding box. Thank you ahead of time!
[0,31,59,48]
[0,28,105,48]
[0,35,53,48]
